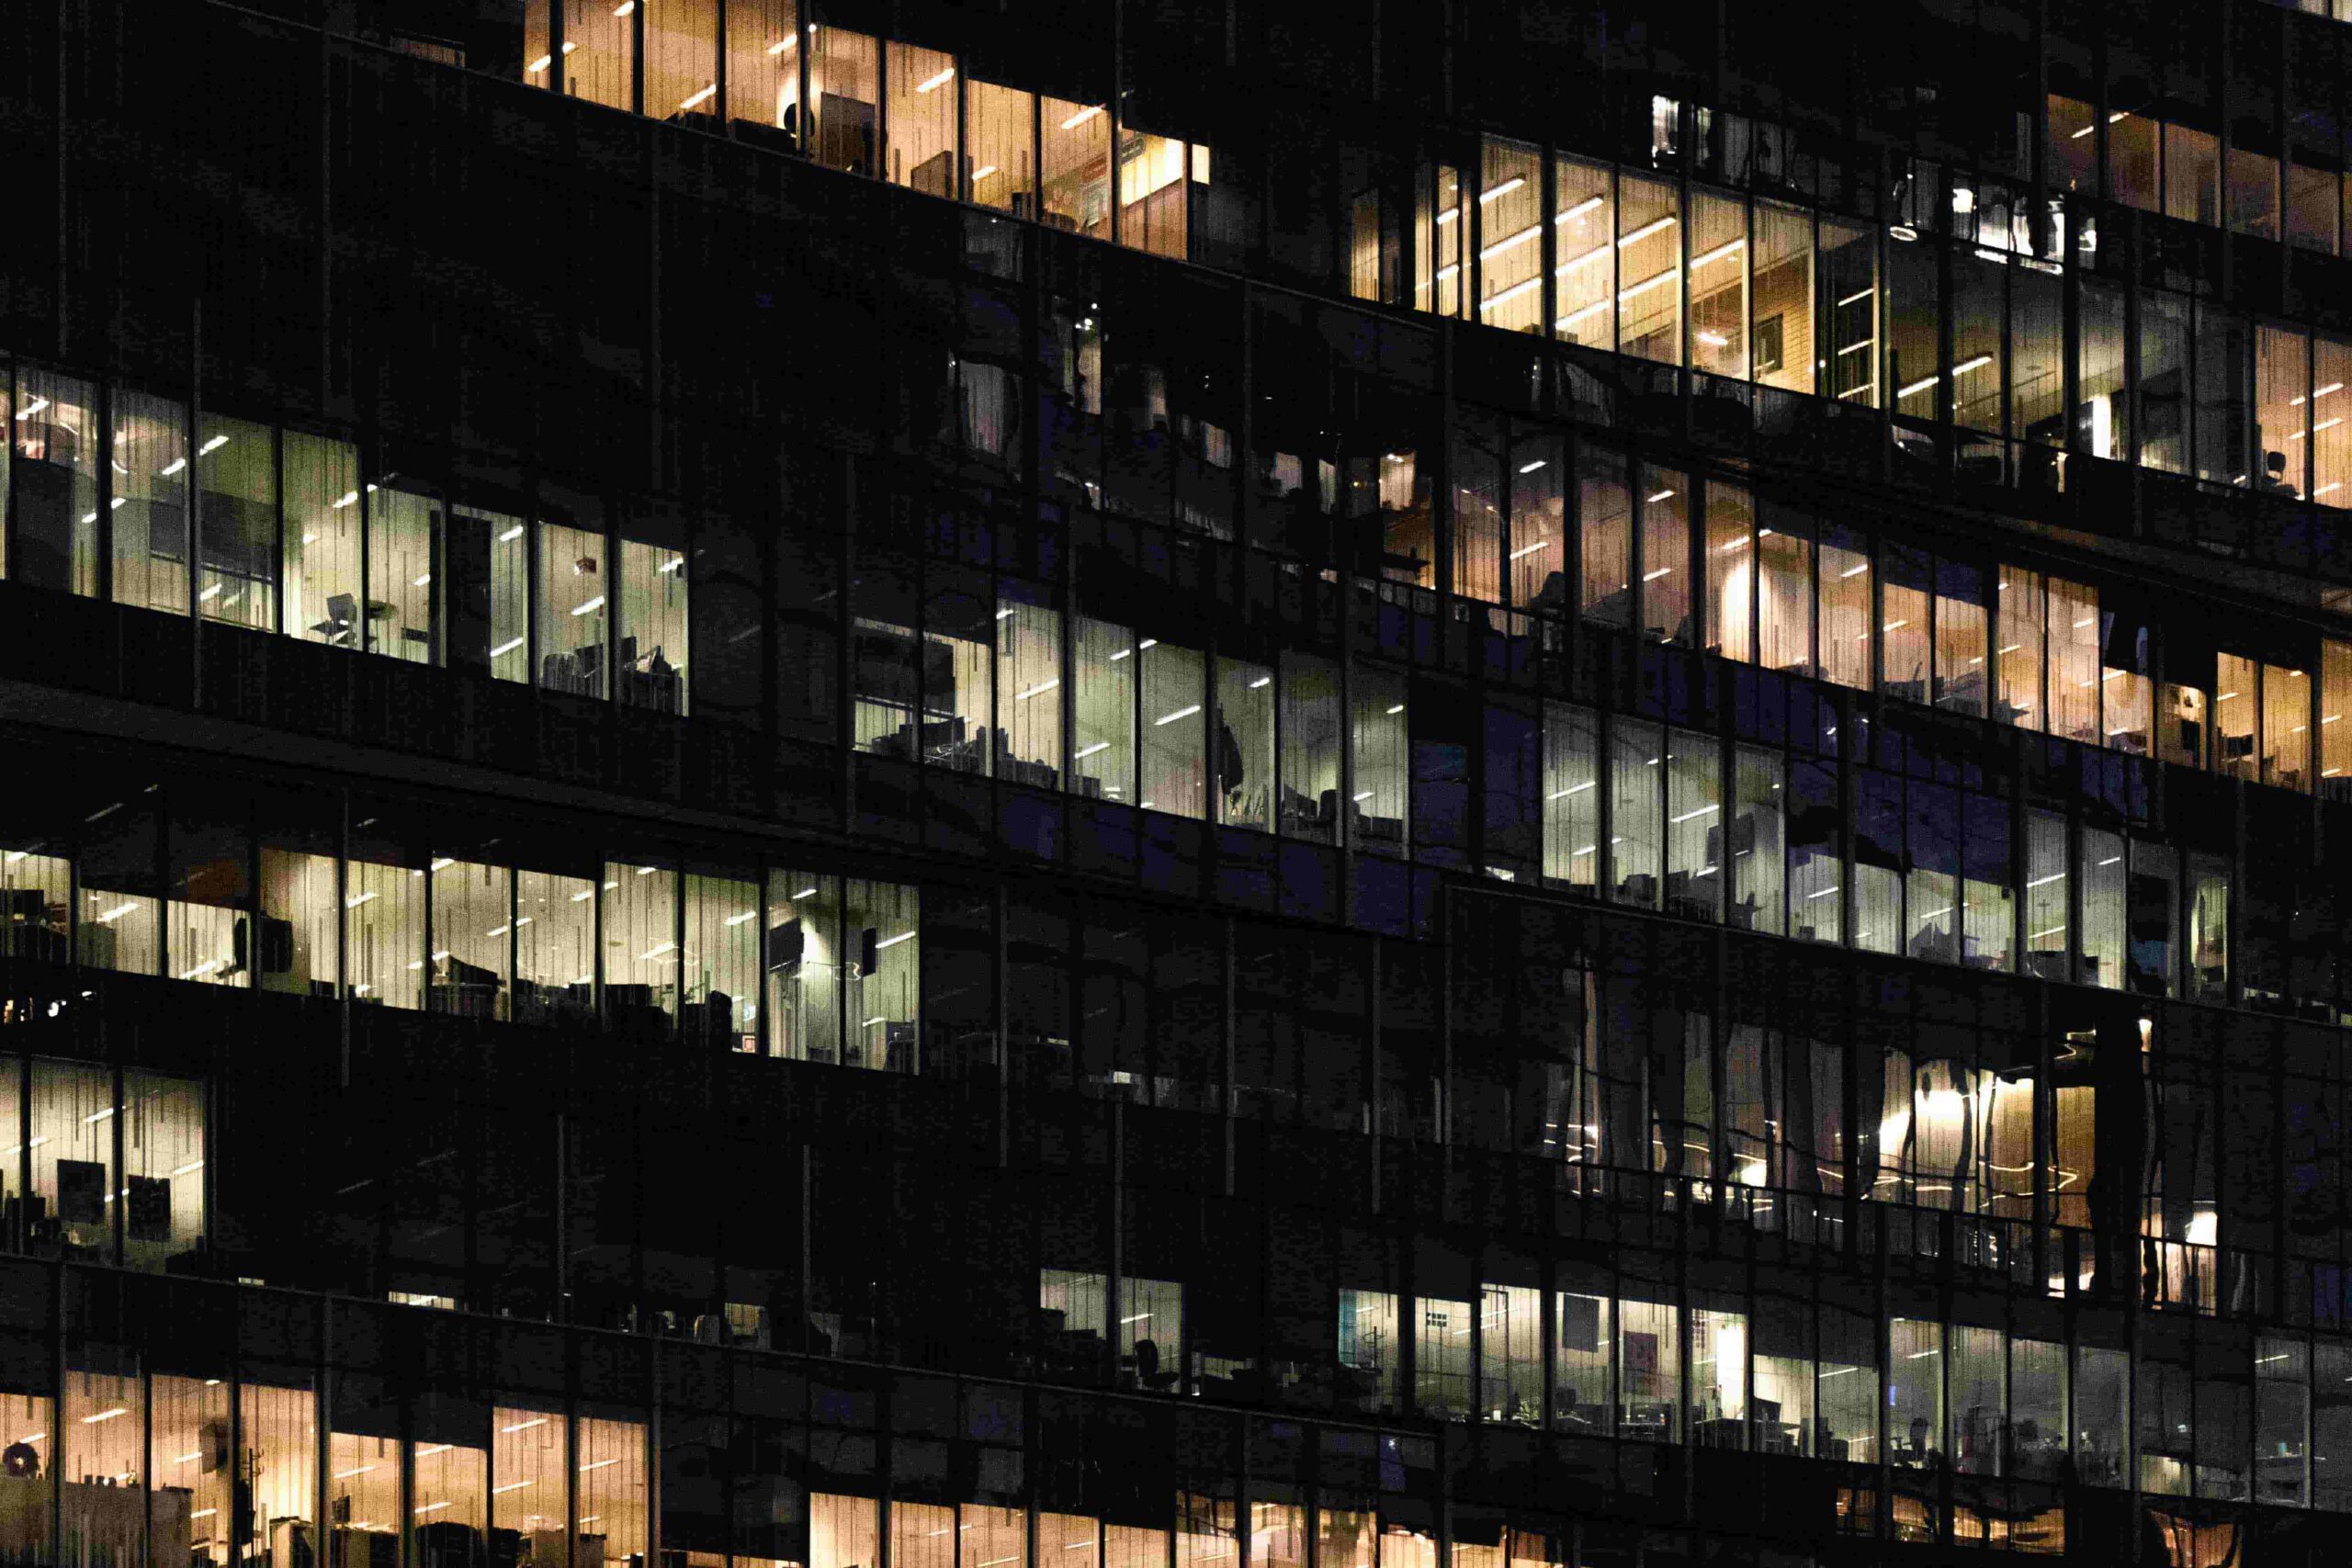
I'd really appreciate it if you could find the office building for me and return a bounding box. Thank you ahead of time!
[2,0,2351,1562]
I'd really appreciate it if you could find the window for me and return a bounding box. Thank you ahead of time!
[2324,638,2352,792]
[1789,761,1841,945]
[2164,123,2221,224]
[243,1377,317,1564]
[1074,616,1136,805]
[515,864,595,1027]
[808,28,878,175]
[722,0,798,138]
[683,870,758,1050]
[1639,468,1690,645]
[968,81,1035,213]
[1216,657,1273,831]
[1663,728,1719,922]
[1042,95,1110,238]
[2216,652,2258,782]
[644,0,717,121]
[603,860,679,1032]
[1419,164,1469,321]
[1552,155,1612,348]
[1817,1307,1878,1461]
[2023,809,2067,983]
[2289,162,2338,255]
[110,391,188,618]
[1120,1277,1182,1393]
[2045,575,2099,744]
[1038,1269,1108,1379]
[884,41,956,196]
[1889,1318,1943,1467]
[1609,719,1662,909]
[1879,544,1929,703]
[1577,445,1631,629]
[446,506,528,682]
[1140,640,1207,818]
[539,520,607,698]
[63,1357,142,1558]
[998,595,1062,790]
[2188,852,2230,1003]
[35,1060,118,1260]
[1280,653,1341,842]
[617,530,688,715]
[283,433,359,648]
[764,871,842,1064]
[843,879,918,1071]
[410,1421,489,1566]
[2048,96,2097,192]
[1822,220,1878,407]
[1618,1294,1679,1441]
[1702,480,1753,661]
[1350,667,1408,854]
[431,859,511,1021]
[1479,1284,1540,1426]
[367,487,436,665]
[1542,702,1600,892]
[1963,794,2012,974]
[1947,1325,2006,1475]
[1757,504,1812,673]
[1690,1303,1747,1445]
[1730,745,1784,935]
[1337,1289,1398,1414]
[1555,1285,1611,1433]
[1617,176,1679,365]
[193,415,276,629]
[2080,829,2125,989]
[1817,525,1870,691]
[1751,201,1811,395]
[1476,140,1543,334]
[559,0,635,110]
[1118,121,1192,261]
[2080,281,2129,460]
[1688,187,1747,378]
[1414,1296,1471,1418]
[1951,250,2004,434]
[2263,661,2312,792]
[10,367,98,596]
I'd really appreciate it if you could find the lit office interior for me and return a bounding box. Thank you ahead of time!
[10,355,2345,808]
[486,2,2352,533]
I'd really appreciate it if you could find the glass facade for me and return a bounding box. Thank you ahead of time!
[22,0,2352,1561]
